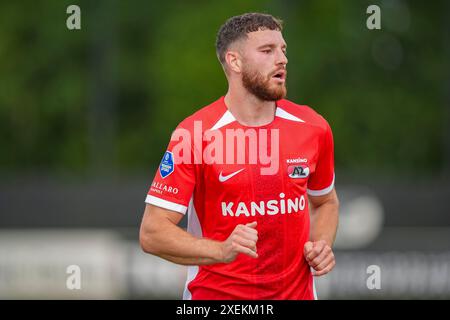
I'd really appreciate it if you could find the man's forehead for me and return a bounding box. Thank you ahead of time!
[245,29,286,46]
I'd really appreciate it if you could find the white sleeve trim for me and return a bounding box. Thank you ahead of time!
[145,195,187,214]
[307,173,335,196]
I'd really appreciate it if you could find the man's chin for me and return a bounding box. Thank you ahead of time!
[270,82,287,96]
[243,77,287,101]
[261,93,286,101]
[269,88,287,101]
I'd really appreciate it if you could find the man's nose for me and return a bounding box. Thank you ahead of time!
[276,49,288,66]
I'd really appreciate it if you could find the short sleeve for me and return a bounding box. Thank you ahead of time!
[307,120,335,196]
[145,127,196,214]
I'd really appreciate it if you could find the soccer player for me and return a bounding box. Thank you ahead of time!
[139,12,339,300]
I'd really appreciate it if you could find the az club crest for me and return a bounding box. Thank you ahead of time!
[159,151,174,178]
[288,165,310,179]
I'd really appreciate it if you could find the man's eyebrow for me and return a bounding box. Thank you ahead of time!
[256,43,287,49]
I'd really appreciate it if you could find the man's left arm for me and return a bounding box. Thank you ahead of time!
[304,188,339,276]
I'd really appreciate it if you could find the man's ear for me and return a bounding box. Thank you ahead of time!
[225,50,242,74]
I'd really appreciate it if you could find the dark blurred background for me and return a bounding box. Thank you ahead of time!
[0,0,449,299]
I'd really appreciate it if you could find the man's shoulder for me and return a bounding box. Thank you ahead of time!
[278,98,331,131]
[176,97,226,132]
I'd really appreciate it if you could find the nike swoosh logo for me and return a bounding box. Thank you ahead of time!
[219,168,245,182]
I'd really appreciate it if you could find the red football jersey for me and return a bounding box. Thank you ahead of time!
[145,96,335,300]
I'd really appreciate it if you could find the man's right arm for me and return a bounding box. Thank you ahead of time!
[139,204,258,266]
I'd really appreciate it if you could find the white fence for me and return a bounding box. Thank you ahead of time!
[1,229,450,299]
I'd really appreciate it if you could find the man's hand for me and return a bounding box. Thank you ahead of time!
[304,240,335,276]
[221,222,258,263]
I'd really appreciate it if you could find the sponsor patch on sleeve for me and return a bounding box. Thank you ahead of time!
[159,151,174,178]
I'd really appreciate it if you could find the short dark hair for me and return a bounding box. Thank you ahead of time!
[215,13,283,65]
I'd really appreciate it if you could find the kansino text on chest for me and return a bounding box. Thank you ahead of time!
[221,193,307,217]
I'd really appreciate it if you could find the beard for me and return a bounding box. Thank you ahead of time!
[242,65,287,101]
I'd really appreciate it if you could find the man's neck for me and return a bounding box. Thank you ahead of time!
[224,88,277,127]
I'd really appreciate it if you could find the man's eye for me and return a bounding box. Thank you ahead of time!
[262,49,271,54]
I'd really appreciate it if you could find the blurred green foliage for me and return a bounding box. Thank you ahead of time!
[0,0,447,178]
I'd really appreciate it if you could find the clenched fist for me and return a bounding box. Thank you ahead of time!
[220,221,258,263]
[304,240,335,276]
